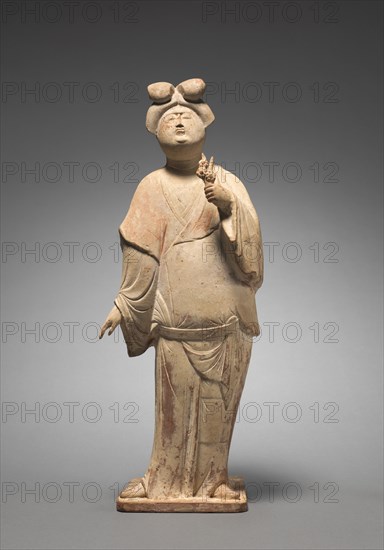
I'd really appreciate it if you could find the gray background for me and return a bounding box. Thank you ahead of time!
[1,0,383,548]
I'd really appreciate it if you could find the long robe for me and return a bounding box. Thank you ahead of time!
[114,164,263,499]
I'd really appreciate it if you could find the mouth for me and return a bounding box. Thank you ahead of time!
[175,128,185,135]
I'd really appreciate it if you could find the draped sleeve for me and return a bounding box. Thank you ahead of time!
[217,167,264,291]
[113,173,164,357]
[114,240,159,357]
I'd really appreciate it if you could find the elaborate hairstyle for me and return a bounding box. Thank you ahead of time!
[146,78,215,134]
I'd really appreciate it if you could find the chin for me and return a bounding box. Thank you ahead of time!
[159,140,201,159]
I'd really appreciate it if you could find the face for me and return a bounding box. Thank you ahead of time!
[156,106,205,153]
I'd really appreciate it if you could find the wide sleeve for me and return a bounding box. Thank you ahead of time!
[218,168,264,292]
[114,237,159,357]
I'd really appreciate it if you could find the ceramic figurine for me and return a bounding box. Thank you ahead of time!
[100,78,263,512]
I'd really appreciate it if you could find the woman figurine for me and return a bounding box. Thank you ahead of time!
[100,78,263,512]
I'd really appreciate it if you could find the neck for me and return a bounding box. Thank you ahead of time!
[165,155,201,174]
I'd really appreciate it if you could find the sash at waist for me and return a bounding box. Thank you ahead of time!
[158,316,239,341]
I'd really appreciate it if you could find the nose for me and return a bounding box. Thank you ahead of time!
[175,114,184,127]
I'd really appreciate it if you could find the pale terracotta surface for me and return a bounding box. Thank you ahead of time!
[100,78,263,512]
[116,478,247,513]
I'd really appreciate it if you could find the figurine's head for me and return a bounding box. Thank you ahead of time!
[146,78,214,161]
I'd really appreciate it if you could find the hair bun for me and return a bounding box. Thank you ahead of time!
[176,78,206,102]
[147,82,175,104]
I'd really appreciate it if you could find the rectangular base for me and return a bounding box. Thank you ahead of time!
[116,477,247,513]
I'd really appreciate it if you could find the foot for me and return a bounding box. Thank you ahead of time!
[212,480,240,500]
[119,478,146,499]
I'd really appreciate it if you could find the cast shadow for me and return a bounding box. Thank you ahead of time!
[230,463,312,504]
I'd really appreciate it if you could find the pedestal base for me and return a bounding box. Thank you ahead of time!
[116,477,248,513]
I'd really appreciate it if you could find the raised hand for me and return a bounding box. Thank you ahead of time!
[196,154,233,216]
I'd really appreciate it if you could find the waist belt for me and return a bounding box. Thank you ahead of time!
[158,317,239,341]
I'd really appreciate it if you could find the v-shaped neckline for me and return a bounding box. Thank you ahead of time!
[161,177,203,227]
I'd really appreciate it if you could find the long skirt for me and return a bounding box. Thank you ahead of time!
[142,322,253,499]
